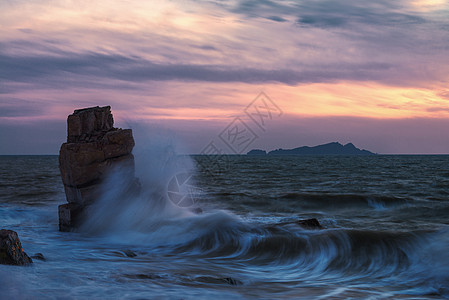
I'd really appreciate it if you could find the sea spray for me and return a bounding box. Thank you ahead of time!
[81,126,198,234]
[79,124,246,250]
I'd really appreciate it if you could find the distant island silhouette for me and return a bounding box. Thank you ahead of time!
[247,142,376,156]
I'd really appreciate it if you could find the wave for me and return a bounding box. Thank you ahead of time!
[165,217,449,297]
[83,202,449,297]
[278,192,410,210]
[76,133,449,298]
[80,176,449,294]
[176,218,419,268]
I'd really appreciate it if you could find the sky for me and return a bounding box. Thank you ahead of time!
[1,0,449,154]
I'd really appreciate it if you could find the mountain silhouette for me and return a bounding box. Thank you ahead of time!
[247,142,376,156]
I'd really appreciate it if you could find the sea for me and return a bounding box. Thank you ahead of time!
[1,153,449,299]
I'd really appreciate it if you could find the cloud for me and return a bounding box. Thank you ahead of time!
[0,98,45,117]
[265,16,288,22]
[295,1,425,28]
[1,0,448,92]
[226,0,426,27]
[224,0,426,27]
[0,48,395,90]
[190,44,220,51]
[229,0,293,17]
[438,90,449,100]
[426,107,449,113]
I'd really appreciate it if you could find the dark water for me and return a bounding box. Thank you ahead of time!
[1,154,449,299]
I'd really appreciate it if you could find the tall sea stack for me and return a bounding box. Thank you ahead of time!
[58,106,137,231]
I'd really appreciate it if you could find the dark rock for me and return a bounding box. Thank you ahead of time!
[58,203,83,232]
[58,106,138,231]
[31,253,46,261]
[296,218,323,229]
[122,249,137,258]
[0,229,33,266]
[189,207,203,214]
[246,149,267,155]
[195,276,243,286]
[123,273,166,280]
[129,274,163,280]
[222,277,243,286]
[272,218,323,230]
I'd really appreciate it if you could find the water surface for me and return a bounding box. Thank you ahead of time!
[1,155,448,299]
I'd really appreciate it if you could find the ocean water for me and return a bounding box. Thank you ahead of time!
[1,153,449,299]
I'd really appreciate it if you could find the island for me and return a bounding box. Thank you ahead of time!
[247,142,376,156]
[246,149,267,155]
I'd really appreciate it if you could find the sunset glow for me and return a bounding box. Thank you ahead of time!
[1,0,449,154]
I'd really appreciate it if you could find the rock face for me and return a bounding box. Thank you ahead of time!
[59,106,137,231]
[0,229,33,266]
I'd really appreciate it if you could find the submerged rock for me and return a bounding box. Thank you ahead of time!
[272,218,324,230]
[0,229,33,266]
[31,253,46,261]
[221,277,243,286]
[195,276,243,286]
[58,106,138,231]
[296,218,323,229]
[124,273,165,280]
[189,207,203,214]
[122,249,137,258]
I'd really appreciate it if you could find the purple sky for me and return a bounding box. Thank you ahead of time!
[1,0,449,154]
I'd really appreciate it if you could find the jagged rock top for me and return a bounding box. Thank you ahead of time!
[60,106,135,188]
[67,106,115,143]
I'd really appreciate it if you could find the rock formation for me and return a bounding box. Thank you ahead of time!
[248,142,376,156]
[0,229,33,266]
[58,106,137,231]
